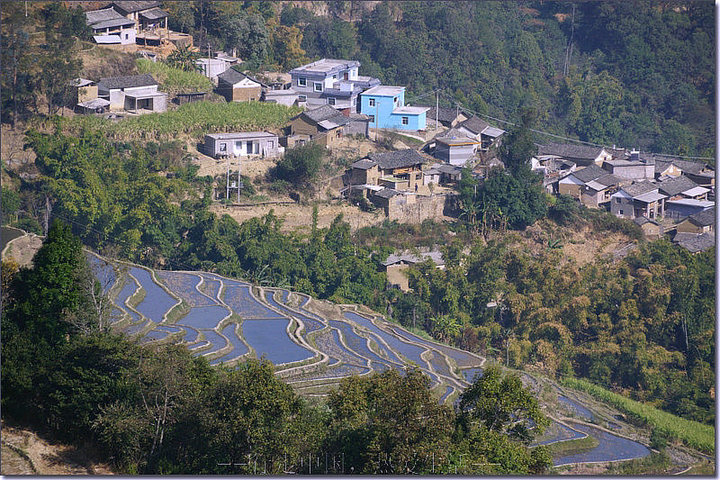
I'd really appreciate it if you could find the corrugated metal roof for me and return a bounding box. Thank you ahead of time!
[93,35,122,44]
[139,7,168,20]
[481,126,505,137]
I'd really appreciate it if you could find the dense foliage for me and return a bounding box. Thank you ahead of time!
[135,58,212,94]
[1,228,550,474]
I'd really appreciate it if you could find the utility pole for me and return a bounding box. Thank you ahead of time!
[226,156,230,200]
[435,89,439,130]
[43,195,51,235]
[237,157,241,203]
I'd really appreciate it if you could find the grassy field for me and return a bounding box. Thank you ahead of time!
[61,101,301,141]
[561,377,714,454]
[135,58,213,94]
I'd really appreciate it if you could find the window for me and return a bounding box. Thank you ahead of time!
[314,82,323,92]
[394,97,398,104]
[615,198,621,203]
[268,141,274,149]
[332,74,337,80]
[369,98,375,107]
[619,209,624,215]
[328,97,336,105]
[369,115,375,123]
[401,116,409,125]
[298,77,307,87]
[219,143,227,152]
[352,97,356,106]
[298,95,307,102]
[235,141,243,149]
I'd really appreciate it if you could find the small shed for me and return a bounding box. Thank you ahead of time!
[176,92,207,105]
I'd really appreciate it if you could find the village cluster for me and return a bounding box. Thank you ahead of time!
[75,1,715,257]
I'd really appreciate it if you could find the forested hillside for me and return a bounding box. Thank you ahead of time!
[164,1,714,158]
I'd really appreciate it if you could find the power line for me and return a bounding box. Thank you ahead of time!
[435,91,715,161]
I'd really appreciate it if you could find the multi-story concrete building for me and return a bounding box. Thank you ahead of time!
[289,59,380,110]
[360,86,429,131]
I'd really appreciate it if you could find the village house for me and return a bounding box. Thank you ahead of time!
[289,59,380,111]
[580,173,622,208]
[432,128,482,166]
[537,143,613,167]
[558,164,607,198]
[415,105,468,128]
[72,78,111,114]
[657,175,709,201]
[610,181,666,220]
[195,58,229,83]
[348,150,427,193]
[601,150,654,181]
[633,216,663,240]
[287,105,350,148]
[97,73,167,113]
[216,69,265,103]
[672,232,715,253]
[676,208,715,235]
[201,132,282,159]
[262,88,299,107]
[360,86,429,131]
[531,156,576,193]
[85,7,137,45]
[383,251,445,291]
[653,157,715,189]
[112,1,168,33]
[455,116,505,151]
[664,198,714,221]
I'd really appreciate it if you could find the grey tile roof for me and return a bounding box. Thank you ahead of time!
[367,149,426,170]
[676,232,715,253]
[621,180,658,198]
[633,216,658,226]
[99,73,157,90]
[139,7,168,20]
[687,207,715,227]
[416,105,466,124]
[383,250,445,267]
[112,1,161,14]
[85,7,126,25]
[671,159,708,175]
[657,175,698,197]
[90,17,136,29]
[538,143,606,160]
[374,188,400,199]
[572,164,607,183]
[459,116,490,135]
[300,105,349,127]
[351,159,377,170]
[594,174,621,187]
[217,68,264,87]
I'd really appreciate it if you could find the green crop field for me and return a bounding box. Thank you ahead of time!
[135,58,213,93]
[62,101,301,141]
[561,377,714,454]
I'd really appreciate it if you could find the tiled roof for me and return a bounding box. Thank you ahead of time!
[85,7,125,25]
[621,180,658,198]
[300,105,349,127]
[537,143,606,160]
[459,116,490,135]
[374,188,400,199]
[687,207,715,227]
[351,159,377,170]
[633,216,658,226]
[112,1,161,14]
[217,68,263,86]
[676,232,715,253]
[99,73,157,90]
[657,175,698,197]
[572,164,607,183]
[367,149,426,170]
[139,7,168,20]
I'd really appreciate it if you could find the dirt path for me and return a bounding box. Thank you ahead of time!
[1,425,114,475]
[2,233,44,267]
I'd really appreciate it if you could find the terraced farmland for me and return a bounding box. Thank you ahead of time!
[90,253,658,469]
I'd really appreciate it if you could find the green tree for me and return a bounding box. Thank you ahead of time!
[272,142,325,187]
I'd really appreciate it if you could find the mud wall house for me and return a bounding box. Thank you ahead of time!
[383,251,445,292]
[217,69,264,103]
[202,132,282,159]
[676,208,715,234]
[85,7,136,45]
[673,232,715,253]
[97,73,167,113]
[344,113,371,138]
[360,86,429,131]
[537,143,613,168]
[289,58,380,110]
[71,78,98,105]
[610,181,667,220]
[367,150,427,192]
[657,175,709,201]
[633,216,663,240]
[580,174,621,208]
[112,1,168,32]
[558,164,607,198]
[288,105,349,148]
[456,116,505,151]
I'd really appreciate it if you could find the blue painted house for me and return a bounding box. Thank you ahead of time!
[360,86,429,131]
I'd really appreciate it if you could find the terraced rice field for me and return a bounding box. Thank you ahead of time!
[88,252,654,468]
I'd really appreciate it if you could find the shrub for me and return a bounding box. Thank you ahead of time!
[272,142,325,186]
